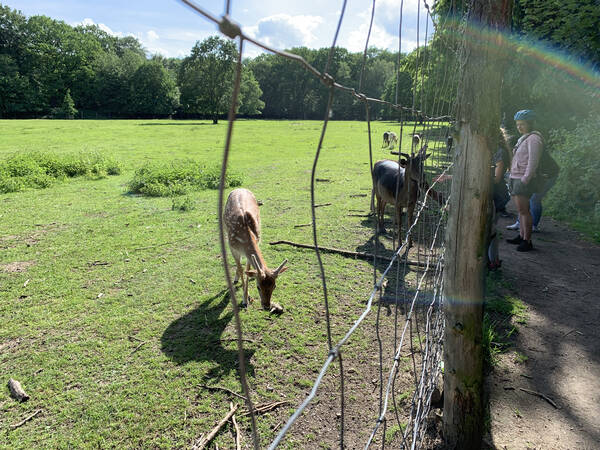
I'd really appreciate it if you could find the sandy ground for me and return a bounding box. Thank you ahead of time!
[486,212,600,450]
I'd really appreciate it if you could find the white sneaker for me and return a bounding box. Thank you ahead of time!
[506,221,520,230]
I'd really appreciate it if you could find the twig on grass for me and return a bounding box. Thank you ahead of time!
[10,409,41,429]
[191,403,239,449]
[350,193,367,197]
[519,388,558,408]
[348,213,372,217]
[241,400,289,416]
[314,203,332,208]
[129,341,147,355]
[269,240,429,267]
[201,384,247,401]
[315,178,331,182]
[230,402,241,450]
[293,223,312,228]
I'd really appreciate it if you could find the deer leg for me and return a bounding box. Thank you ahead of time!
[243,260,253,305]
[407,204,415,248]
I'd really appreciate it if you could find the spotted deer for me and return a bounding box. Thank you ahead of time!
[223,188,288,310]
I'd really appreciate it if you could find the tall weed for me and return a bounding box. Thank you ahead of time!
[0,151,121,193]
[127,159,242,197]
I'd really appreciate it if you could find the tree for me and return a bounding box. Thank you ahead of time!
[60,88,77,118]
[238,67,264,116]
[179,36,237,123]
[129,61,180,117]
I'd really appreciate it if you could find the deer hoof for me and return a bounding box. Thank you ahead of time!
[269,302,284,315]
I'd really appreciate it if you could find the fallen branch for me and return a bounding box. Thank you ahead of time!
[242,401,289,416]
[192,404,239,449]
[230,402,241,450]
[293,223,312,228]
[269,240,429,267]
[314,203,332,208]
[519,388,558,408]
[201,384,247,401]
[8,378,30,402]
[11,409,41,429]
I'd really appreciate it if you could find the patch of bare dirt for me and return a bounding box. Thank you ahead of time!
[0,261,35,273]
[487,212,600,449]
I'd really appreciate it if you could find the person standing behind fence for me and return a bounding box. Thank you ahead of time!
[488,128,512,268]
[506,109,542,252]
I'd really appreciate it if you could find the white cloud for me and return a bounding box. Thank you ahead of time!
[146,30,159,41]
[244,14,324,50]
[78,18,124,37]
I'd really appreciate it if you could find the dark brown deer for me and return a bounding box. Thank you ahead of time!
[372,148,431,245]
[223,188,288,310]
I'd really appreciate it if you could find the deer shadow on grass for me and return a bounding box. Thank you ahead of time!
[160,288,255,380]
[355,223,439,319]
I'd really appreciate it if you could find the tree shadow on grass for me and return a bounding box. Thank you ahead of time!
[160,288,255,380]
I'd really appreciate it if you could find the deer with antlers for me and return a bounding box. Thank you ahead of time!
[223,188,288,311]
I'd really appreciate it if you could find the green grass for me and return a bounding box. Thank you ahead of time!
[483,271,529,367]
[0,119,450,448]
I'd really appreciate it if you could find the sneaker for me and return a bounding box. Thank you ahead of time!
[506,235,523,244]
[506,221,520,230]
[516,240,533,252]
[532,225,540,233]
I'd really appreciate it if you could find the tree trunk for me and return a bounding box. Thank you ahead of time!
[442,1,512,448]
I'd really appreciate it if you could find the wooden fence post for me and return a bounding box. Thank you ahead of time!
[442,1,512,448]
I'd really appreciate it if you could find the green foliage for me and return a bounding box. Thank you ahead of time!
[385,423,406,444]
[127,159,242,197]
[0,151,121,193]
[171,195,196,212]
[179,36,237,122]
[545,114,600,240]
[129,61,180,116]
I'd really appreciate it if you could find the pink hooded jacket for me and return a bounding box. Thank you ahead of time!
[510,131,543,185]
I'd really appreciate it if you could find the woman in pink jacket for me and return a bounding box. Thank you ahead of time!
[506,109,542,252]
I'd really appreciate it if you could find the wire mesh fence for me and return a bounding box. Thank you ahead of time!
[180,0,460,447]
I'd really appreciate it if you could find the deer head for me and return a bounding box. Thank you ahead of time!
[248,255,288,309]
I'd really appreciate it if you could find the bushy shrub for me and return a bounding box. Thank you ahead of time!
[0,151,122,194]
[172,195,196,212]
[545,114,600,236]
[127,159,242,197]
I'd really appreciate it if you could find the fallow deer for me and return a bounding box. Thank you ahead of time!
[223,188,288,311]
[372,148,431,246]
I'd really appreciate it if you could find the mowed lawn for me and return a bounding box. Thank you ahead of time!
[0,119,447,448]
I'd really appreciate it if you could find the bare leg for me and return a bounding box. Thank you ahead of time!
[514,195,532,241]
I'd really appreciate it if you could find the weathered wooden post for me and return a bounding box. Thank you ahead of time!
[442,0,512,448]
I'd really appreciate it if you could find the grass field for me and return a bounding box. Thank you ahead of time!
[0,119,450,448]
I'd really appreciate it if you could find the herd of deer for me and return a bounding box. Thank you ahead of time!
[223,132,442,312]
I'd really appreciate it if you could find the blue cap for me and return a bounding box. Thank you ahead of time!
[514,110,536,121]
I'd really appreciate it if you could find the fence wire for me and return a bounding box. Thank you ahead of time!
[179,0,458,448]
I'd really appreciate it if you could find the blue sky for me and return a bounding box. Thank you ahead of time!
[8,0,434,58]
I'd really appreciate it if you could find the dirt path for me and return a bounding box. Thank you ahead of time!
[487,213,600,449]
